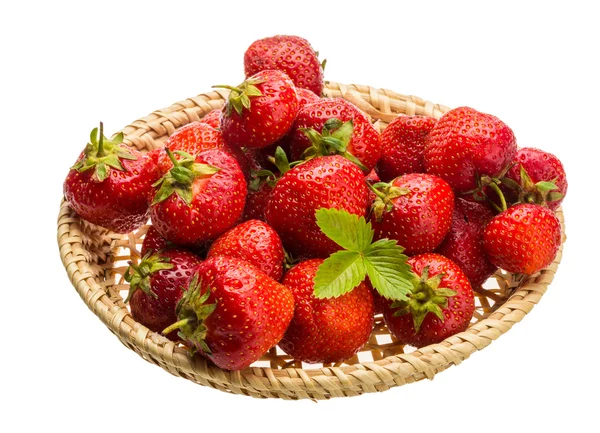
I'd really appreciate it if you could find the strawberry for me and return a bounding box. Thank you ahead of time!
[436,198,497,288]
[383,253,475,347]
[207,219,285,281]
[150,148,247,247]
[64,123,160,233]
[244,35,325,96]
[162,256,294,371]
[483,203,562,275]
[296,87,321,107]
[278,259,374,364]
[376,115,437,182]
[124,248,201,341]
[370,173,454,255]
[502,147,568,210]
[216,69,299,149]
[289,98,381,172]
[141,225,172,256]
[424,106,517,195]
[265,155,369,258]
[198,109,222,129]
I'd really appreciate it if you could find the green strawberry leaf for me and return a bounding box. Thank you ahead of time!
[314,250,366,299]
[363,239,413,301]
[314,208,414,300]
[315,208,372,252]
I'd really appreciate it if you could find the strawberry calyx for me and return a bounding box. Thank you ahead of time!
[123,252,175,303]
[248,146,296,191]
[369,181,410,222]
[213,78,265,116]
[162,275,217,355]
[151,148,220,206]
[462,164,516,213]
[300,118,368,172]
[390,266,457,333]
[71,122,137,182]
[501,165,564,208]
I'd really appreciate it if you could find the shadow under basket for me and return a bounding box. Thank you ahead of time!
[57,82,566,400]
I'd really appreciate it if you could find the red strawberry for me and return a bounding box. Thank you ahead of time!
[141,225,172,256]
[424,106,517,194]
[265,155,369,258]
[199,109,222,129]
[436,198,497,288]
[278,259,374,364]
[64,123,160,233]
[244,35,324,96]
[163,256,295,371]
[125,248,201,341]
[503,147,568,210]
[383,253,475,347]
[150,121,252,179]
[483,203,562,275]
[150,148,247,247]
[376,115,437,182]
[207,219,285,281]
[370,173,454,255]
[217,69,299,149]
[296,87,321,107]
[289,98,381,172]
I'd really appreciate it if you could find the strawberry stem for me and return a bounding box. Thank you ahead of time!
[162,318,191,336]
[97,122,105,157]
[212,84,244,94]
[487,181,507,212]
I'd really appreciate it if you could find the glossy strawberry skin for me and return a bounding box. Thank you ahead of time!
[244,35,324,96]
[199,109,222,129]
[265,155,369,258]
[150,121,252,179]
[383,253,475,347]
[207,219,285,281]
[64,146,160,233]
[220,69,300,149]
[289,98,381,172]
[371,173,455,255]
[436,198,497,288]
[377,115,437,182]
[193,256,295,370]
[129,248,202,341]
[424,106,517,193]
[278,259,374,364]
[241,182,273,222]
[296,87,320,107]
[483,204,562,275]
[141,225,171,256]
[150,149,247,246]
[505,147,568,210]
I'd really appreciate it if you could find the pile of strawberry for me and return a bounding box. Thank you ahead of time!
[63,35,567,371]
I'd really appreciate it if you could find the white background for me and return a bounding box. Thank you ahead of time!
[2,1,598,431]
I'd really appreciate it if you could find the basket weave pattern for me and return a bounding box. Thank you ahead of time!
[57,82,565,400]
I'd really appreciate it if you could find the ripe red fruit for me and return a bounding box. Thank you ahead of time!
[504,147,568,210]
[424,106,517,194]
[383,253,475,347]
[436,198,497,288]
[483,203,562,275]
[376,115,437,182]
[125,248,201,341]
[150,148,247,247]
[64,124,160,233]
[198,109,222,129]
[218,69,299,149]
[289,98,381,172]
[244,35,324,96]
[141,225,171,256]
[370,173,454,255]
[278,259,374,364]
[163,256,295,371]
[265,155,369,258]
[296,87,320,107]
[207,219,285,281]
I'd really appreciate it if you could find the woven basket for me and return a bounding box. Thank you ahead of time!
[57,82,566,400]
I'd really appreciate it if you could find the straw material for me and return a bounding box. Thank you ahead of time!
[57,82,566,400]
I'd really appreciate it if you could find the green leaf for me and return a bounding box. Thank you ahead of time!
[536,180,559,193]
[313,250,367,299]
[315,208,373,252]
[95,162,108,182]
[363,239,413,301]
